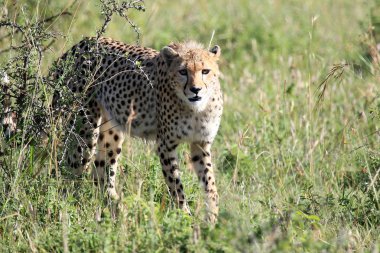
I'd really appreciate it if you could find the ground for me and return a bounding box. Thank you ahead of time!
[0,0,379,252]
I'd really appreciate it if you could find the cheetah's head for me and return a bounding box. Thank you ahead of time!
[161,41,221,112]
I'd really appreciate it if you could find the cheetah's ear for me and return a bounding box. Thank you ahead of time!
[209,45,221,59]
[161,46,179,67]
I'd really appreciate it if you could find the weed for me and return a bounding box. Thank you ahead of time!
[0,0,379,252]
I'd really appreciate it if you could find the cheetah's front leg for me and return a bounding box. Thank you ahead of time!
[190,142,219,224]
[157,140,191,214]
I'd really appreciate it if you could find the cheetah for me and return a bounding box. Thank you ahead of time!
[53,37,223,223]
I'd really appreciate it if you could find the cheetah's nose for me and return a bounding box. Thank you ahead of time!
[190,87,202,94]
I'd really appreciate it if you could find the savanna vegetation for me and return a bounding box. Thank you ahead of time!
[0,0,379,252]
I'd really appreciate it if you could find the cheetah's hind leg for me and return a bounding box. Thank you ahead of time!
[65,100,102,177]
[93,109,125,200]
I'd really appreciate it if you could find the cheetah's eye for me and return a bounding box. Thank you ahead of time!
[179,69,187,75]
[202,69,210,75]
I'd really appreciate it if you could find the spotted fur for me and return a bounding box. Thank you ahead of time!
[54,37,223,223]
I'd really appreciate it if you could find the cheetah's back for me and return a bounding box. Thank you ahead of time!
[58,37,161,139]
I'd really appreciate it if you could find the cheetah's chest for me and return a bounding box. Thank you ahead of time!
[174,109,221,143]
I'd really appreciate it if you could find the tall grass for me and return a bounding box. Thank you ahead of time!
[1,0,379,252]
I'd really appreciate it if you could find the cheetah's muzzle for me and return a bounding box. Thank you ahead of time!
[188,95,202,102]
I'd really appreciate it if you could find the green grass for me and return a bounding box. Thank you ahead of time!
[1,0,380,252]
